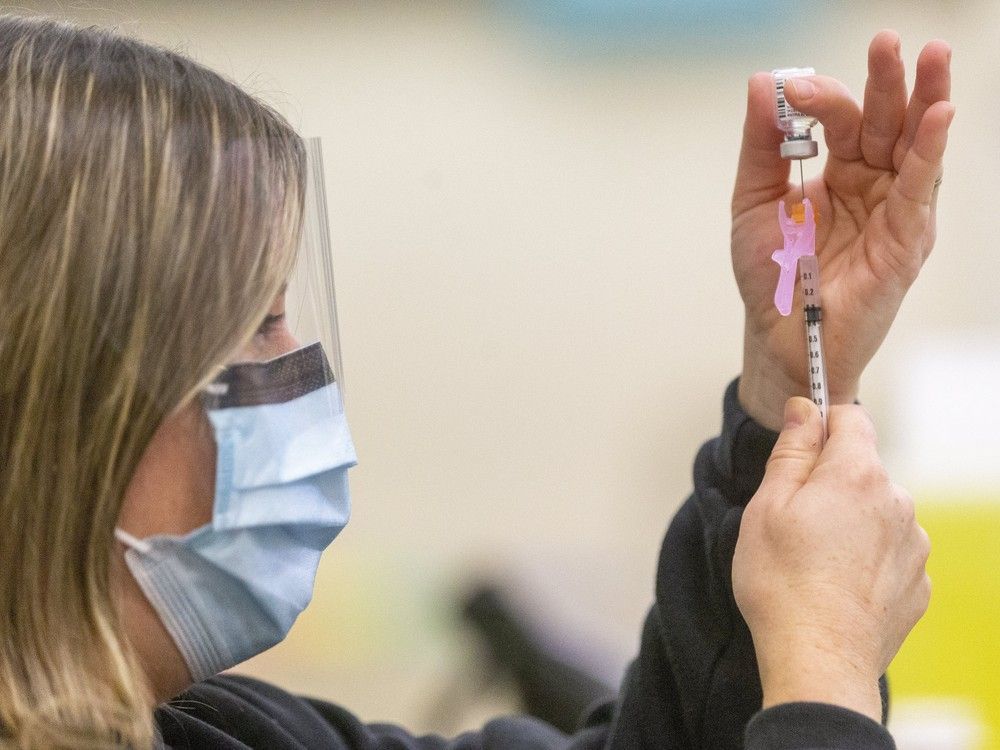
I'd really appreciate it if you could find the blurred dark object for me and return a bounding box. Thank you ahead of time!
[460,584,615,733]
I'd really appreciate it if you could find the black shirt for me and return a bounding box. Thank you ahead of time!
[157,381,895,749]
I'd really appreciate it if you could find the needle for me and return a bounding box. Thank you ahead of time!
[798,159,805,201]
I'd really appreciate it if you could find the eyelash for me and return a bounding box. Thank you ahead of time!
[256,313,284,336]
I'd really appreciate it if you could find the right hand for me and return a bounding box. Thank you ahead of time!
[732,397,930,722]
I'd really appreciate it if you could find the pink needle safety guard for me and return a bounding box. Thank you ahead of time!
[771,198,816,316]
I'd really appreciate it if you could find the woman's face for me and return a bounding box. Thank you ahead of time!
[115,290,298,699]
[118,290,297,535]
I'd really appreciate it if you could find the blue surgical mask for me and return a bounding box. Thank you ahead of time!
[115,343,356,682]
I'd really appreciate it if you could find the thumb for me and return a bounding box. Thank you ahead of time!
[757,397,825,499]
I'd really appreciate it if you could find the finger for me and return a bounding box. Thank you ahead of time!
[896,40,951,166]
[756,397,825,500]
[732,72,791,214]
[861,30,907,170]
[885,101,955,259]
[816,404,881,472]
[783,74,863,162]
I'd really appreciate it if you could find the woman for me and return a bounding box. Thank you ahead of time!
[0,15,950,749]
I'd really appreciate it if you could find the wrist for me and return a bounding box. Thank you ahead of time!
[762,678,882,726]
[740,323,859,431]
[739,320,807,431]
[738,365,802,433]
[757,640,882,724]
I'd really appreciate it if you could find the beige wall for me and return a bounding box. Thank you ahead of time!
[18,0,998,733]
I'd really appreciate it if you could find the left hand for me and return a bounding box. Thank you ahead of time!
[733,31,954,431]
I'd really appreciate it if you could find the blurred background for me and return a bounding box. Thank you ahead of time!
[18,1,1000,747]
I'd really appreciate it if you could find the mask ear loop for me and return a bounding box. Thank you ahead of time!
[114,527,152,554]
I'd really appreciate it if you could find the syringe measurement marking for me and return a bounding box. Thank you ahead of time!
[798,255,829,439]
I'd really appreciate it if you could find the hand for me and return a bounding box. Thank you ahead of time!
[733,31,954,430]
[732,398,930,722]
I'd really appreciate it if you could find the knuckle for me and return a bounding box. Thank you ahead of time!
[862,118,898,141]
[765,447,817,482]
[855,408,879,443]
[833,405,878,445]
[893,484,916,519]
[855,461,890,491]
[917,524,932,562]
[767,446,813,466]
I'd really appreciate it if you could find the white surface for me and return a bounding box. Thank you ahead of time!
[891,698,986,750]
[890,336,1000,493]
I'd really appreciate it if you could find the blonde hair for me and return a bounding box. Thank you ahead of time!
[0,15,306,748]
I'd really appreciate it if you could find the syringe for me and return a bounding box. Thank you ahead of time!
[771,199,829,441]
[798,255,829,437]
[772,67,829,440]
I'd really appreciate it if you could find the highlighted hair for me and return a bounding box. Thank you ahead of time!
[0,15,305,747]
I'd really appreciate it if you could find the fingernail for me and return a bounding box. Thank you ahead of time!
[788,78,816,100]
[946,104,956,125]
[783,398,810,430]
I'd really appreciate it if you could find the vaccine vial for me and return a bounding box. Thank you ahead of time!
[772,67,819,160]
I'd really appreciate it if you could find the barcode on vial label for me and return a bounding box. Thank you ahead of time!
[775,77,790,119]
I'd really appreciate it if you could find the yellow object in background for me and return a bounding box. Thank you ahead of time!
[889,498,1000,750]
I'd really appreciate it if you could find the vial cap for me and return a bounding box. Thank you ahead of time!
[780,140,819,159]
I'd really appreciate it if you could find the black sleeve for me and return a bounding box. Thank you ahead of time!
[602,379,889,749]
[158,672,590,749]
[745,703,895,749]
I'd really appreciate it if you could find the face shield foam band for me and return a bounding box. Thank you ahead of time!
[201,342,335,410]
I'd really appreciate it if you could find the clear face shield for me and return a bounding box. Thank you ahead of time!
[202,137,345,411]
[286,137,345,390]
